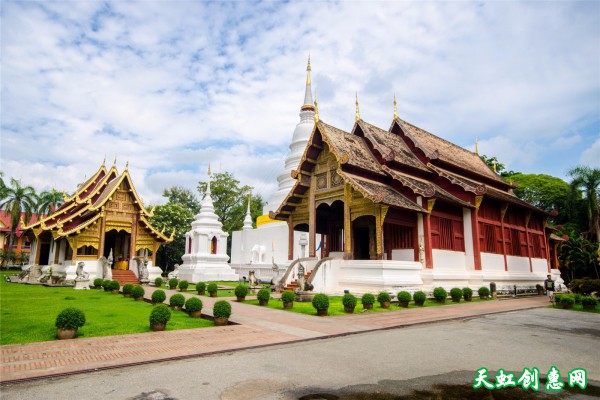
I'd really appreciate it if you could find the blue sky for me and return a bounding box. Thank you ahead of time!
[1,1,598,205]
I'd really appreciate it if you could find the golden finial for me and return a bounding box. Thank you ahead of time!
[314,92,319,123]
[393,94,398,120]
[355,92,360,122]
[102,156,106,166]
[306,54,311,85]
[125,160,129,170]
[113,156,117,165]
[492,159,497,173]
[208,161,211,177]
[475,136,479,155]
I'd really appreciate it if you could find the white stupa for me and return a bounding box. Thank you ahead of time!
[230,58,319,280]
[179,166,239,282]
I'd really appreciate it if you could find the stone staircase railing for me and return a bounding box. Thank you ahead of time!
[277,257,317,291]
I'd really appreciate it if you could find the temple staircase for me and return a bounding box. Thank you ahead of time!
[283,271,312,292]
[111,270,139,286]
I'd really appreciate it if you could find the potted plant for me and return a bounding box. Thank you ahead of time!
[397,291,411,308]
[478,286,490,300]
[109,280,120,294]
[207,282,218,297]
[463,287,473,302]
[581,296,598,310]
[361,293,375,310]
[55,307,86,340]
[151,289,166,305]
[131,285,145,301]
[213,300,231,326]
[185,297,203,318]
[154,277,163,287]
[342,293,357,313]
[169,293,185,310]
[257,288,270,306]
[149,304,171,331]
[281,290,295,309]
[93,278,104,289]
[102,279,111,292]
[196,281,206,295]
[560,294,574,309]
[377,292,392,308]
[168,278,179,290]
[122,283,134,297]
[433,287,447,303]
[413,291,426,306]
[234,284,249,301]
[312,293,329,316]
[178,280,189,292]
[450,288,463,303]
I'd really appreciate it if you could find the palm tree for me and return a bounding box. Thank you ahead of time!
[0,178,37,255]
[37,189,64,216]
[568,166,600,242]
[0,171,6,200]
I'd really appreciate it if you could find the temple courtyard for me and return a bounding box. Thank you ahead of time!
[1,294,598,399]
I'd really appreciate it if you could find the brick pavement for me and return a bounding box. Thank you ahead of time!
[0,289,549,383]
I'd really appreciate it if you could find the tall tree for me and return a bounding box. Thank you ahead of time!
[197,172,264,255]
[0,172,6,200]
[37,189,65,216]
[0,178,37,254]
[568,166,600,242]
[479,155,517,178]
[149,202,195,271]
[162,186,200,215]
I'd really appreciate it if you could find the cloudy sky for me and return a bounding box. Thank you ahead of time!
[1,1,598,207]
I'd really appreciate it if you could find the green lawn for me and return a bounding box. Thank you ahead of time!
[0,271,214,345]
[550,303,600,313]
[243,296,490,316]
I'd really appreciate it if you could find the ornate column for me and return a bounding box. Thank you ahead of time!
[423,199,435,269]
[308,175,316,257]
[472,196,483,270]
[288,215,294,260]
[129,215,138,261]
[343,183,352,259]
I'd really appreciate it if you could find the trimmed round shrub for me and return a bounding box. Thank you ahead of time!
[149,304,171,325]
[573,293,582,304]
[450,288,463,300]
[312,293,330,310]
[397,291,412,303]
[93,278,104,288]
[433,287,447,302]
[122,283,134,295]
[554,293,563,303]
[185,297,203,312]
[463,287,473,300]
[102,279,111,290]
[234,284,249,298]
[281,290,296,303]
[478,286,491,298]
[169,293,185,308]
[168,278,179,289]
[413,291,427,304]
[581,296,598,307]
[377,291,392,303]
[196,281,206,293]
[257,288,271,302]
[154,277,163,287]
[178,280,189,291]
[361,293,375,305]
[55,307,86,329]
[560,294,575,305]
[207,282,218,293]
[213,300,232,318]
[151,290,166,304]
[131,285,145,300]
[342,293,357,308]
[109,280,120,292]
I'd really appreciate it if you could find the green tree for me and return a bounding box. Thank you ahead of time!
[37,189,64,216]
[0,172,6,200]
[479,155,517,177]
[197,172,264,255]
[558,236,599,281]
[0,178,37,257]
[149,202,195,272]
[568,166,600,242]
[162,186,200,215]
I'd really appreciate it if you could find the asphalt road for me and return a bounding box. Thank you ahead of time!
[1,308,598,399]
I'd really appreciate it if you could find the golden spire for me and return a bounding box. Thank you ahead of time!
[393,94,398,120]
[125,160,129,170]
[314,92,319,123]
[306,54,311,85]
[355,92,360,122]
[475,136,479,155]
[492,159,497,173]
[113,156,117,166]
[102,156,106,166]
[208,161,211,177]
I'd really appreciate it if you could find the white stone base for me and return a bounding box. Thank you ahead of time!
[73,279,91,290]
[230,263,285,283]
[178,263,239,283]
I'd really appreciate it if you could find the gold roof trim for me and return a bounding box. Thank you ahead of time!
[139,215,173,243]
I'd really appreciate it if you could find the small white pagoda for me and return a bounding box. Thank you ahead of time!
[178,166,239,282]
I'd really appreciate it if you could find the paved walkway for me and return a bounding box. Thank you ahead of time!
[0,289,549,383]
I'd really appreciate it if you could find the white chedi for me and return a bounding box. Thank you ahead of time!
[178,168,239,283]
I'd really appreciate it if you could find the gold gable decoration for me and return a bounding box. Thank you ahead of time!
[75,223,101,249]
[105,220,133,233]
[136,225,159,251]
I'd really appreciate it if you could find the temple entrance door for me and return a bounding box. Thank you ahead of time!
[103,229,131,270]
[353,216,375,260]
[39,242,51,265]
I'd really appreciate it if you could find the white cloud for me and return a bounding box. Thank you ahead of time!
[581,137,600,167]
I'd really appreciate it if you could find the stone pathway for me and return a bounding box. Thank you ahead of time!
[0,289,549,383]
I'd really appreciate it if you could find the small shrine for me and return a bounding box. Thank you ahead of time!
[178,167,239,282]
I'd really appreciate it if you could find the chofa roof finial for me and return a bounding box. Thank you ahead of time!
[355,92,360,122]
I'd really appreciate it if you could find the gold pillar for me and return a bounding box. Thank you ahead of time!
[129,216,138,261]
[288,215,294,261]
[375,205,383,260]
[98,214,106,257]
[344,183,352,259]
[308,175,316,257]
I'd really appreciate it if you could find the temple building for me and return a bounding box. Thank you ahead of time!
[271,95,562,293]
[22,161,173,282]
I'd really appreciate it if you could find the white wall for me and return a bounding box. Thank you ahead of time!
[532,258,549,274]
[391,249,414,261]
[432,249,467,270]
[481,253,505,272]
[507,256,530,273]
